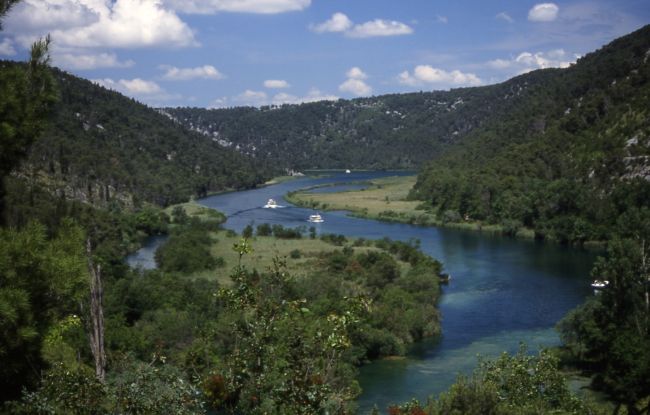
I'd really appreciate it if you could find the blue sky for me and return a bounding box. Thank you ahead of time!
[1,0,648,107]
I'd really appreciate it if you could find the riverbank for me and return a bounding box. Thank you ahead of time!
[285,175,538,239]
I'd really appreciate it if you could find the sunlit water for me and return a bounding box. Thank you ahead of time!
[128,171,596,413]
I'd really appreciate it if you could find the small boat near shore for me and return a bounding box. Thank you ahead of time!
[308,213,324,223]
[591,279,609,294]
[263,198,279,208]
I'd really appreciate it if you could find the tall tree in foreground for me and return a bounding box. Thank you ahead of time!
[0,34,57,224]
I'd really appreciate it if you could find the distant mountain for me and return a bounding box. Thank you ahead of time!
[11,66,273,208]
[163,73,553,170]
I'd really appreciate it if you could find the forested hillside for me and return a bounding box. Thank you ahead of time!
[164,71,555,170]
[412,24,650,244]
[7,63,273,208]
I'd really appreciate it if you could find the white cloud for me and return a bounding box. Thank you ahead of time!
[0,38,16,55]
[398,65,482,88]
[5,0,196,49]
[486,49,576,74]
[347,19,413,38]
[339,79,372,96]
[234,89,269,106]
[93,78,162,95]
[495,12,514,23]
[310,12,352,33]
[339,67,372,96]
[209,97,229,108]
[346,67,367,80]
[264,79,290,88]
[54,52,134,70]
[436,15,448,24]
[272,88,338,104]
[528,3,559,22]
[161,65,225,81]
[311,13,413,38]
[164,0,310,14]
[224,87,337,107]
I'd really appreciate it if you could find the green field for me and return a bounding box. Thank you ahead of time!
[285,175,536,237]
[188,232,412,285]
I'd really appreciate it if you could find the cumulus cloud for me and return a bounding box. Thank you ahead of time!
[54,52,134,70]
[310,13,413,38]
[0,38,16,55]
[346,67,367,80]
[234,89,269,106]
[339,79,372,96]
[92,77,185,106]
[272,88,338,104]
[347,19,413,38]
[264,79,290,88]
[487,49,576,74]
[5,0,196,49]
[161,65,225,81]
[398,65,482,88]
[222,87,337,107]
[310,12,352,33]
[94,78,163,95]
[496,12,514,23]
[528,3,559,22]
[436,15,448,24]
[164,0,310,14]
[338,67,372,96]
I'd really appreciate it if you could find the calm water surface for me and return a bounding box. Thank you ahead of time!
[131,171,596,413]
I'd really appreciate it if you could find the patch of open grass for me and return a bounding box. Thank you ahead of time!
[188,231,411,286]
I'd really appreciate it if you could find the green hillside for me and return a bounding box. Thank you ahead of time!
[164,70,554,170]
[165,25,650,244]
[9,64,274,209]
[412,24,650,244]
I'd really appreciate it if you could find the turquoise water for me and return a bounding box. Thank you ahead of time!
[131,171,596,413]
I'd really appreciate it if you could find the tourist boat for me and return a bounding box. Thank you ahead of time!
[308,213,324,223]
[263,198,278,208]
[591,279,609,289]
[591,279,609,294]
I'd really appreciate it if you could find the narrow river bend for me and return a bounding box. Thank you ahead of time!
[129,171,596,413]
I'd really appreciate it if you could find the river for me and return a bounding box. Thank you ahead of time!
[128,170,596,413]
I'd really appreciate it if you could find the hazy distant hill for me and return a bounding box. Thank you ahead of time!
[7,66,273,208]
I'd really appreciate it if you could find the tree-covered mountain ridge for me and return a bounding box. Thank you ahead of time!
[411,24,650,243]
[163,25,649,176]
[5,63,273,209]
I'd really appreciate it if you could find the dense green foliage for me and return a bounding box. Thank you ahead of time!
[411,25,650,244]
[0,221,87,401]
[557,209,650,414]
[1,62,274,208]
[386,347,599,415]
[0,38,56,224]
[164,67,541,171]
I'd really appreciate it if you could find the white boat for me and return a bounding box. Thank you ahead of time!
[308,213,324,223]
[263,198,279,208]
[591,279,609,289]
[345,169,351,174]
[591,279,609,294]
